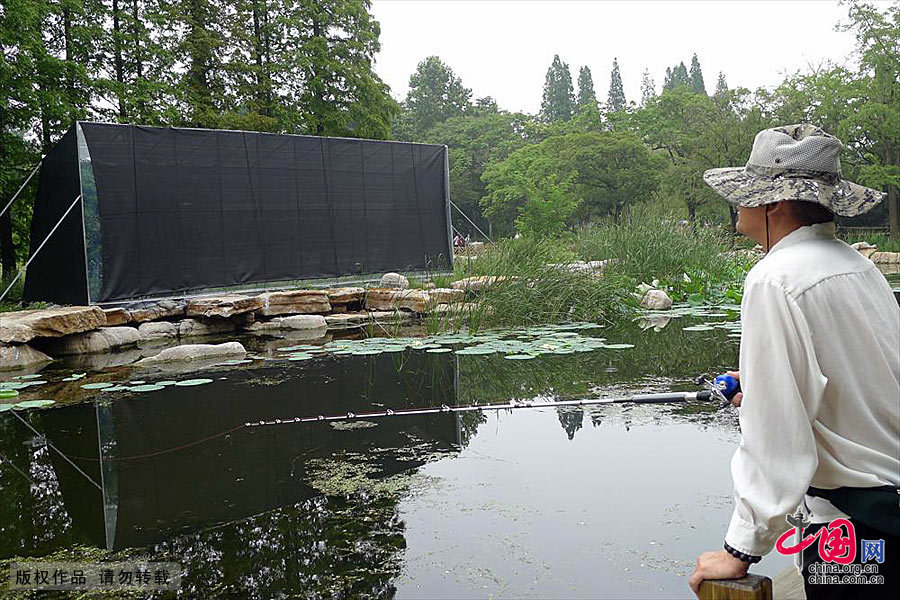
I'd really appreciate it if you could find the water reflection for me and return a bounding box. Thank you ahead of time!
[1,312,749,598]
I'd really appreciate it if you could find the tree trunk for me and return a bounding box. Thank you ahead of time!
[887,143,899,239]
[113,0,127,120]
[132,0,145,119]
[312,18,325,135]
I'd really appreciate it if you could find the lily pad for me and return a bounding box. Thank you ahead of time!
[351,349,382,356]
[81,382,114,390]
[13,374,42,380]
[156,380,178,386]
[0,390,19,399]
[426,348,453,353]
[128,384,166,393]
[61,373,87,382]
[100,386,131,392]
[219,359,252,365]
[12,399,55,409]
[682,325,714,332]
[129,380,146,385]
[174,378,214,387]
[601,343,635,350]
[504,354,536,360]
[288,354,314,361]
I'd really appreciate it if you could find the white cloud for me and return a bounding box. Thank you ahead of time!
[371,0,871,114]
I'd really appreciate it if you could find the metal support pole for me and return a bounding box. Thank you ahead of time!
[0,161,42,220]
[0,194,82,303]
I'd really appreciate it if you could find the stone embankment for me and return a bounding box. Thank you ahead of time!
[0,275,481,371]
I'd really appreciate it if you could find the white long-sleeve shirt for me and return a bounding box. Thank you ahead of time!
[724,222,900,557]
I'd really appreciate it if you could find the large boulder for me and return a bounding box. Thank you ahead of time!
[0,344,53,372]
[186,294,263,318]
[850,241,878,259]
[138,321,178,341]
[325,287,365,310]
[136,342,246,365]
[175,318,236,338]
[451,276,507,293]
[0,306,106,344]
[256,290,330,316]
[246,315,327,332]
[36,326,141,356]
[641,289,673,311]
[379,273,409,289]
[365,289,428,313]
[872,251,900,264]
[126,299,187,323]
[102,307,130,326]
[428,288,465,305]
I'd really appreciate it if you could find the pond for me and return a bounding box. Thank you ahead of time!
[1,304,803,598]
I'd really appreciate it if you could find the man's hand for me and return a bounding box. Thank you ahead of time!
[688,550,750,597]
[725,370,743,407]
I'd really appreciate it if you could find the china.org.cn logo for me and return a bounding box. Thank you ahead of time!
[775,514,886,564]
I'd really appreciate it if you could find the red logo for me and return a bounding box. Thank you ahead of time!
[776,518,857,564]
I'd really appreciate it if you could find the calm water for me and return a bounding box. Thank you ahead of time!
[1,307,799,598]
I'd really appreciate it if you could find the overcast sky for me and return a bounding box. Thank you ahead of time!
[370,0,879,115]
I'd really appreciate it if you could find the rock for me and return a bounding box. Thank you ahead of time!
[325,287,365,306]
[379,272,409,289]
[102,307,130,326]
[871,251,900,264]
[0,344,53,372]
[850,241,878,259]
[175,318,236,338]
[126,299,186,323]
[246,315,327,332]
[428,288,465,305]
[641,289,673,310]
[232,312,256,329]
[256,290,330,316]
[138,321,178,341]
[0,306,107,344]
[186,294,263,318]
[639,316,672,331]
[36,326,142,356]
[451,276,507,292]
[422,282,437,290]
[365,288,428,313]
[136,342,246,365]
[324,313,371,329]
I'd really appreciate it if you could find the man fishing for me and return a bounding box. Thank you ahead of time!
[688,124,900,599]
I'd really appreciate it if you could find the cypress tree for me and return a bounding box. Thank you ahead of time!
[404,56,472,136]
[714,71,728,96]
[689,53,706,94]
[607,58,626,112]
[540,54,575,122]
[640,68,656,106]
[576,66,597,110]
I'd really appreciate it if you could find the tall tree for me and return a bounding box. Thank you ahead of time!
[540,54,575,122]
[576,66,597,111]
[175,0,227,128]
[663,61,690,90]
[640,68,656,106]
[401,56,471,139]
[714,71,728,97]
[689,53,706,94]
[607,58,626,112]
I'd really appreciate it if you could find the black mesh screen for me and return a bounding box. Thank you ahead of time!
[27,123,451,304]
[23,125,87,305]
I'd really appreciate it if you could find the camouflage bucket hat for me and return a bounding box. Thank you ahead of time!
[702,124,885,217]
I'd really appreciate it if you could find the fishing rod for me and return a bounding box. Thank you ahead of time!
[244,377,740,428]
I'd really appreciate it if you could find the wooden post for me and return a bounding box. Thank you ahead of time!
[698,574,773,600]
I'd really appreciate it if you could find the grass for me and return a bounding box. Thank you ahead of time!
[433,211,754,331]
[839,232,900,253]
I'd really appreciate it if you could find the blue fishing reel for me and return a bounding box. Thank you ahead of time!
[707,374,741,409]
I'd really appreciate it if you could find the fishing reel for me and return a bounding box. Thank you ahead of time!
[701,374,742,409]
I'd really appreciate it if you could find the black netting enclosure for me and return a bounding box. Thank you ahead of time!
[24,122,453,305]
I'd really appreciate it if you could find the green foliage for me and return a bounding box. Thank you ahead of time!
[689,53,706,95]
[606,58,626,112]
[514,176,579,239]
[640,68,656,107]
[422,112,531,237]
[574,208,753,303]
[540,55,575,122]
[398,56,472,141]
[663,61,690,91]
[576,66,597,111]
